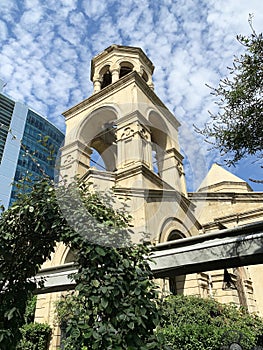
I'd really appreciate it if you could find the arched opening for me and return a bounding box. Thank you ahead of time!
[152,147,159,175]
[78,108,118,173]
[150,128,167,176]
[142,70,148,82]
[148,111,168,178]
[100,65,112,89]
[167,230,186,295]
[89,120,117,172]
[90,147,107,171]
[119,61,134,79]
[64,249,77,264]
[167,230,184,241]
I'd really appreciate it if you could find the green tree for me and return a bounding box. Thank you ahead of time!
[197,15,262,176]
[0,178,160,349]
[0,179,68,349]
[56,242,160,350]
[55,181,160,350]
[157,295,263,350]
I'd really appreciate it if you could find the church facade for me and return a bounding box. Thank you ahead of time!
[35,45,263,349]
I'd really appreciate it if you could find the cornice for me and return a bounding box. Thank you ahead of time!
[90,45,155,79]
[202,208,263,231]
[188,191,263,201]
[62,72,180,130]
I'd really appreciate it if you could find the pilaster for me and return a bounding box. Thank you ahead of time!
[60,140,92,180]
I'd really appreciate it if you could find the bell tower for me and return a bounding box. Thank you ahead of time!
[60,45,199,242]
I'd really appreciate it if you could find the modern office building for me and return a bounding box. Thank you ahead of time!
[0,80,64,209]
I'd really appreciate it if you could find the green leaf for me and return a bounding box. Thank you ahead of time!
[92,279,100,288]
[4,307,17,321]
[101,298,108,309]
[95,246,106,256]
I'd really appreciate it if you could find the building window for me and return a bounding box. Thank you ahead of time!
[119,62,134,79]
[101,68,112,89]
[142,70,148,82]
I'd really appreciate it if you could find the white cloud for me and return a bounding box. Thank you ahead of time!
[82,0,107,19]
[0,20,8,41]
[0,0,262,189]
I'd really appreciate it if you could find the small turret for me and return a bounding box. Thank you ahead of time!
[90,44,155,93]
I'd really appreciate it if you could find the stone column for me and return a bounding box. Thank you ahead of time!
[111,67,120,83]
[93,74,101,93]
[60,140,92,180]
[160,148,186,194]
[148,76,154,90]
[116,119,152,170]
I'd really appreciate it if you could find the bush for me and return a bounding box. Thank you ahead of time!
[16,323,51,350]
[156,295,263,350]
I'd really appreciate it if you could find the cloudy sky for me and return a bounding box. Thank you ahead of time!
[1,0,262,191]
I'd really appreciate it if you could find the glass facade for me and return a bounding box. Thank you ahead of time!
[0,95,15,163]
[0,92,64,208]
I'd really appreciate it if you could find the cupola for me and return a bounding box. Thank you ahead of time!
[90,44,155,93]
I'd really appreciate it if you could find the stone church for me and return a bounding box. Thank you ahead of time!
[35,45,263,349]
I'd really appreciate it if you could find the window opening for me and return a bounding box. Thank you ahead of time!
[167,230,185,295]
[101,70,112,89]
[152,149,159,175]
[142,70,148,82]
[167,230,184,241]
[119,66,133,78]
[90,148,106,171]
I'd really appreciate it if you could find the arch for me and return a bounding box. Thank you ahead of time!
[167,230,185,241]
[90,147,107,171]
[159,219,187,296]
[100,65,112,89]
[64,249,77,264]
[148,111,169,176]
[158,217,190,243]
[142,69,148,82]
[78,106,118,172]
[119,61,134,79]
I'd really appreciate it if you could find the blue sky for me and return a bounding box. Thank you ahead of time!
[0,0,262,191]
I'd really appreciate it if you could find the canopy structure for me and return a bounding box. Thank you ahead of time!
[150,221,263,277]
[36,221,263,293]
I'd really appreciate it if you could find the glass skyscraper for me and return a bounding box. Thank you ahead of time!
[0,81,64,209]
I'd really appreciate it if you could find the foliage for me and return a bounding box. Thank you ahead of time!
[0,179,65,349]
[0,177,160,349]
[24,295,37,324]
[55,181,160,349]
[16,323,52,350]
[56,242,160,350]
[197,15,262,172]
[156,295,263,350]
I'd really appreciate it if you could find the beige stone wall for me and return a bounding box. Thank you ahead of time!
[189,187,263,316]
[35,292,62,349]
[247,265,263,317]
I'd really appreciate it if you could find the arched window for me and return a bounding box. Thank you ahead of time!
[100,65,112,89]
[150,128,167,176]
[167,230,185,295]
[79,108,118,174]
[89,120,117,172]
[64,249,77,264]
[167,230,184,241]
[148,111,168,179]
[90,147,107,171]
[152,147,159,175]
[142,70,148,82]
[119,62,134,78]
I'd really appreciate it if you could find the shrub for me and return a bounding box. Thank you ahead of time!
[16,323,51,350]
[157,295,263,350]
